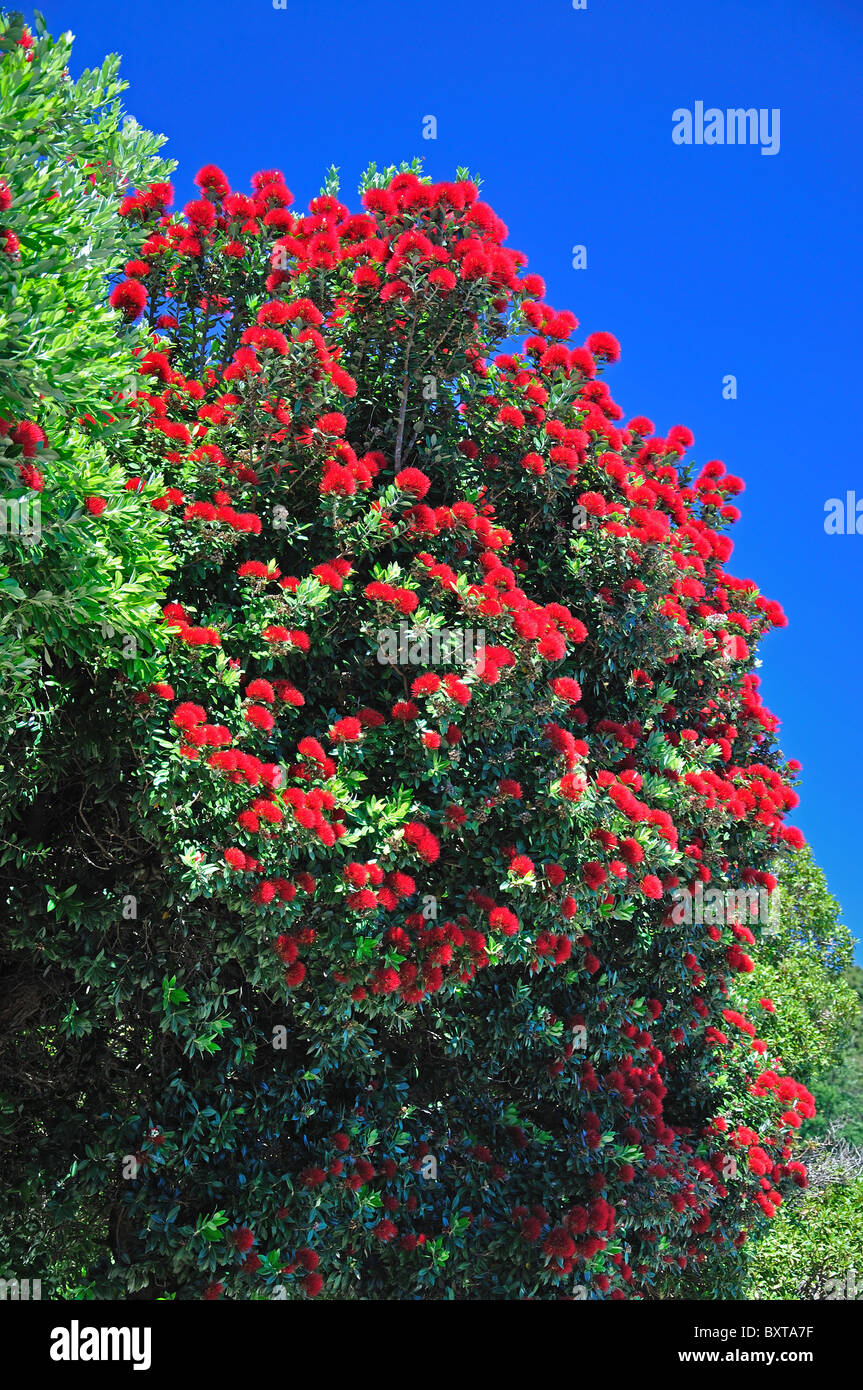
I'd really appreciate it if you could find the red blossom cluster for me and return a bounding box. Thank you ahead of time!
[107,162,809,1300]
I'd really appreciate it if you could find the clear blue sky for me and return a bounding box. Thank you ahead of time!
[37,0,863,959]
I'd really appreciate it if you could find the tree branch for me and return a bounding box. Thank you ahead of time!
[394,306,419,470]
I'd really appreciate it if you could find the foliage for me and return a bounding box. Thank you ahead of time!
[745,1176,863,1300]
[1,33,821,1301]
[807,966,863,1146]
[0,10,173,717]
[732,847,858,1089]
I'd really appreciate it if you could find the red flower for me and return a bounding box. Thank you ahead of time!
[411,673,441,696]
[329,716,363,742]
[245,704,275,732]
[228,1226,255,1253]
[374,1218,398,1241]
[184,198,216,231]
[172,702,206,730]
[498,779,522,799]
[543,1227,575,1260]
[403,821,440,863]
[489,906,519,936]
[194,164,230,199]
[245,678,275,702]
[582,863,607,890]
[316,411,347,435]
[109,279,147,319]
[392,700,419,722]
[550,677,582,704]
[585,330,621,362]
[394,467,431,499]
[9,420,46,457]
[429,267,456,291]
[284,298,323,326]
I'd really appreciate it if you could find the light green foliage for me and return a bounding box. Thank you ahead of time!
[745,1178,863,1300]
[0,10,173,713]
[734,846,859,1086]
[806,964,863,1146]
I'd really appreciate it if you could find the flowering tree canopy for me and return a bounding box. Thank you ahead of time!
[1,20,813,1302]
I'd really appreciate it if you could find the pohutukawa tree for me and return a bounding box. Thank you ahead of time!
[4,120,813,1297]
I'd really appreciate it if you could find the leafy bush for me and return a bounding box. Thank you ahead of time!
[733,847,858,1090]
[807,966,863,1147]
[745,1176,863,1300]
[1,40,820,1299]
[0,10,172,716]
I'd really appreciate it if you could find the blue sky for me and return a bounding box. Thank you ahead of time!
[37,0,863,958]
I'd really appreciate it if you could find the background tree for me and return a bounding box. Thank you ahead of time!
[744,1168,863,1300]
[0,12,172,1293]
[733,846,858,1097]
[806,968,863,1147]
[0,9,172,720]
